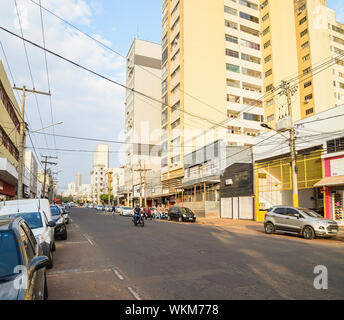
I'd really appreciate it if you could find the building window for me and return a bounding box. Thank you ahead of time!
[239,0,258,10]
[305,108,314,115]
[263,40,271,49]
[305,93,313,102]
[225,34,238,44]
[225,20,238,29]
[227,79,240,88]
[265,69,272,77]
[261,0,268,9]
[266,84,273,92]
[264,54,272,63]
[332,25,344,35]
[242,67,262,79]
[266,99,273,107]
[327,136,344,154]
[224,6,237,15]
[240,24,259,37]
[226,49,239,58]
[262,26,270,36]
[303,67,311,75]
[227,94,240,103]
[302,54,310,62]
[299,16,307,25]
[298,4,306,15]
[226,63,240,73]
[301,41,309,50]
[304,80,312,88]
[240,38,260,50]
[262,13,269,22]
[162,48,168,65]
[300,29,308,37]
[239,11,259,24]
[241,53,261,64]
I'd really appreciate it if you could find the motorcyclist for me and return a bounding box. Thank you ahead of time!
[133,204,141,224]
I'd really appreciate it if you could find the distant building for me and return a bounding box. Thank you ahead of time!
[75,172,82,192]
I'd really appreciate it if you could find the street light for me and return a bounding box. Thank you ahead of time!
[260,122,289,140]
[29,121,63,134]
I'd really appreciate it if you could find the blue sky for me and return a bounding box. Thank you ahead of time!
[0,0,343,192]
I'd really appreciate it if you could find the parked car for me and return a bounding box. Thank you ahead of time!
[120,207,134,217]
[168,206,196,222]
[96,205,104,211]
[88,204,94,209]
[0,218,49,300]
[50,205,67,240]
[59,206,70,224]
[264,206,339,239]
[0,199,55,268]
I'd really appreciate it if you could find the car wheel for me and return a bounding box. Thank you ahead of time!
[265,222,275,234]
[47,249,54,269]
[52,241,56,252]
[43,273,48,300]
[303,226,315,240]
[178,216,183,222]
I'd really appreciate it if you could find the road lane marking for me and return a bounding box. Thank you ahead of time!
[83,233,95,246]
[47,268,112,277]
[111,268,124,280]
[128,287,142,300]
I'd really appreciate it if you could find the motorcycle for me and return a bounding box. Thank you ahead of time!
[133,213,145,227]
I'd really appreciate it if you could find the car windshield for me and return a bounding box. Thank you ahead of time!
[0,212,43,229]
[50,206,60,216]
[123,207,131,210]
[180,207,193,214]
[0,231,21,278]
[298,208,323,218]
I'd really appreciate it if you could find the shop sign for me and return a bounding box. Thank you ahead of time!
[331,158,344,176]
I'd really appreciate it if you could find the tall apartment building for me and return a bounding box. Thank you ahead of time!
[161,0,263,199]
[75,172,82,192]
[0,60,20,200]
[90,144,109,204]
[25,150,38,198]
[123,38,162,205]
[260,0,344,125]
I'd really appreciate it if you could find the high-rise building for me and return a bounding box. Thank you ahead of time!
[123,38,162,205]
[160,0,263,200]
[90,144,109,204]
[75,172,82,192]
[260,0,344,125]
[0,60,20,200]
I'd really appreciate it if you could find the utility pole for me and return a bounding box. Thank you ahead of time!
[116,173,120,206]
[281,81,299,207]
[13,86,51,200]
[134,161,151,207]
[107,170,113,208]
[41,155,57,199]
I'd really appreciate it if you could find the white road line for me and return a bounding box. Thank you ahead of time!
[128,287,142,300]
[83,234,95,246]
[111,268,124,280]
[47,268,112,277]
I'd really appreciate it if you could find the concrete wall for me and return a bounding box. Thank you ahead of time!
[182,201,220,218]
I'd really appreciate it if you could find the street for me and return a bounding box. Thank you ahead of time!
[47,208,344,300]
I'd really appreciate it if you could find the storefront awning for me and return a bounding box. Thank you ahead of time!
[314,175,344,187]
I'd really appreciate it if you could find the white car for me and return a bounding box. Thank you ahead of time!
[0,199,56,268]
[120,207,134,217]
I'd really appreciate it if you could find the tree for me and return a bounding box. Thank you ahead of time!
[100,194,114,203]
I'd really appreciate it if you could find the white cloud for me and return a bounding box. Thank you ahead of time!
[0,0,126,191]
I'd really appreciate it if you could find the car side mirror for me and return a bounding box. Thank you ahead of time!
[29,256,49,274]
[48,221,56,227]
[294,213,301,219]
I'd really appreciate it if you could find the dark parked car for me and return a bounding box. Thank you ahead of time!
[168,206,196,222]
[50,205,67,240]
[0,218,49,300]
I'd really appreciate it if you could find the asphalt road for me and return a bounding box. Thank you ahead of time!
[47,207,344,300]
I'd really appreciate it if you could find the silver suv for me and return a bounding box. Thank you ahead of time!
[264,206,339,239]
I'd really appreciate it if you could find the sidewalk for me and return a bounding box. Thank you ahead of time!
[196,217,344,241]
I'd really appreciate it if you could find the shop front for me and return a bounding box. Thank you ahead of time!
[0,158,18,200]
[314,151,344,225]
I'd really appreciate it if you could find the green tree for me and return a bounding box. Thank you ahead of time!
[100,194,114,203]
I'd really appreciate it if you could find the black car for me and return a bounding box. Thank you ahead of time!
[50,205,67,240]
[167,206,196,222]
[0,218,49,300]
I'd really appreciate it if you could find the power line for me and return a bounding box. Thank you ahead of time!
[13,0,50,152]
